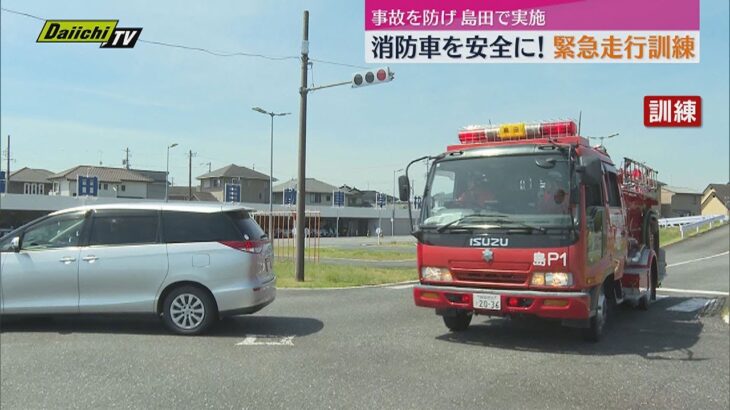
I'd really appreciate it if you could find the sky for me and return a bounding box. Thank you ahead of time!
[1,0,728,196]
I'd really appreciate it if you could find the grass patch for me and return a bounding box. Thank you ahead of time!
[660,221,727,247]
[316,247,415,261]
[274,260,417,288]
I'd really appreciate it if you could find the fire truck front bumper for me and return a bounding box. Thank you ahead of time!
[414,284,592,320]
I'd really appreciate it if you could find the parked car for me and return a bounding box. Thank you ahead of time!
[0,203,276,335]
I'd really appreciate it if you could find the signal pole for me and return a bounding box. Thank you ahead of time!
[295,10,309,282]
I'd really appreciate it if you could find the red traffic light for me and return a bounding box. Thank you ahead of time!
[352,67,393,88]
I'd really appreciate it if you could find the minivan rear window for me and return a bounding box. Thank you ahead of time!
[226,211,266,240]
[162,211,243,243]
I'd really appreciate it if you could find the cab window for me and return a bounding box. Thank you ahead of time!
[21,212,86,251]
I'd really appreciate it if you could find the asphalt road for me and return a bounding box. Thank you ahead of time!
[1,230,728,409]
[662,225,729,293]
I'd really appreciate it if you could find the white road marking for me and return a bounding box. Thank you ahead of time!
[667,298,711,312]
[667,251,729,268]
[388,284,415,290]
[658,288,729,296]
[235,336,294,346]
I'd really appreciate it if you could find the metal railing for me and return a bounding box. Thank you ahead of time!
[658,215,724,228]
[676,215,728,238]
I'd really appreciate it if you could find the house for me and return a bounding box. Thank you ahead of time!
[273,178,340,206]
[167,186,218,202]
[7,167,54,195]
[339,185,395,208]
[197,164,273,203]
[48,166,158,199]
[131,169,168,200]
[700,183,730,217]
[660,185,703,217]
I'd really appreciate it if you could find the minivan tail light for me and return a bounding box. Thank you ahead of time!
[219,240,266,254]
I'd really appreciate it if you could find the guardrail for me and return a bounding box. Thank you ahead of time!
[658,215,720,227]
[678,215,728,238]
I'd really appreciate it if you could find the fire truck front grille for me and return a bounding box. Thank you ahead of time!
[453,271,528,284]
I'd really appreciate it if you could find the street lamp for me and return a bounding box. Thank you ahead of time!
[392,168,403,237]
[252,107,290,238]
[165,143,178,202]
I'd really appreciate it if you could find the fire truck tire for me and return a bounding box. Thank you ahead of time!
[638,270,652,311]
[583,287,608,342]
[643,210,660,255]
[443,312,472,332]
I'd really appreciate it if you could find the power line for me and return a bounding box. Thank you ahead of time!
[0,7,44,21]
[1,7,368,68]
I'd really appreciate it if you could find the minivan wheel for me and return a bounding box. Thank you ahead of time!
[162,286,216,335]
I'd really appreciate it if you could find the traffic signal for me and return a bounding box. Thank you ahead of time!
[352,67,394,88]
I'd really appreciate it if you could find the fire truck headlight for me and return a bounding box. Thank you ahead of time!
[421,267,453,282]
[531,272,573,287]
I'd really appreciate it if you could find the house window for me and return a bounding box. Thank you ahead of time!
[326,195,331,202]
[23,183,44,195]
[121,185,126,192]
[38,184,44,195]
[214,179,221,188]
[103,183,109,190]
[314,193,322,203]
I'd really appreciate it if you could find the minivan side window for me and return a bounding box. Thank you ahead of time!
[21,212,87,251]
[89,210,159,246]
[162,211,242,243]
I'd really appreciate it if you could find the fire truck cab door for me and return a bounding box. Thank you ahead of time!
[603,166,627,281]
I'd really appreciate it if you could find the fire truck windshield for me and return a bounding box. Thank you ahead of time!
[421,153,575,231]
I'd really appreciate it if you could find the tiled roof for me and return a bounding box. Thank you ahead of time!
[9,167,54,183]
[273,178,339,193]
[197,164,272,181]
[49,166,154,183]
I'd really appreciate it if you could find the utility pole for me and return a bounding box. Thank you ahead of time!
[201,162,212,173]
[6,135,10,185]
[295,10,309,282]
[187,150,197,201]
[123,147,131,169]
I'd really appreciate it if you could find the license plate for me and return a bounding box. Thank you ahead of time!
[473,293,501,311]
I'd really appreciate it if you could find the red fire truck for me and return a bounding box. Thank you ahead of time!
[398,120,665,341]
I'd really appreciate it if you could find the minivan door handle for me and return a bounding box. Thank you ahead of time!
[82,255,98,263]
[59,257,77,264]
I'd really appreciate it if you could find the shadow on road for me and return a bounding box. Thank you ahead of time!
[0,314,324,338]
[435,297,707,361]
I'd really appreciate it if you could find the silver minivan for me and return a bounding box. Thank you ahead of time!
[0,203,276,335]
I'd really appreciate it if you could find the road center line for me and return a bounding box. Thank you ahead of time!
[658,288,729,296]
[235,336,295,346]
[667,251,729,268]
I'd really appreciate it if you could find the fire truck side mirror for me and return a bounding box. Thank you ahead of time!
[577,156,603,186]
[398,175,410,202]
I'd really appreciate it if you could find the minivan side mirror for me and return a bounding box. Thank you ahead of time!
[10,236,20,253]
[576,155,603,186]
[398,175,410,202]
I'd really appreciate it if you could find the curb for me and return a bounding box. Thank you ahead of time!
[279,280,419,291]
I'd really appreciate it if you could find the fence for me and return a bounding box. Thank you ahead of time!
[677,215,728,238]
[658,214,726,228]
[253,210,321,262]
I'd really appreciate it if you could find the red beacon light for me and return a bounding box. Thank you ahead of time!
[458,121,578,144]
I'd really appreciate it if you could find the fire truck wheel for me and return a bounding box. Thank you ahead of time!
[443,311,472,332]
[583,289,607,342]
